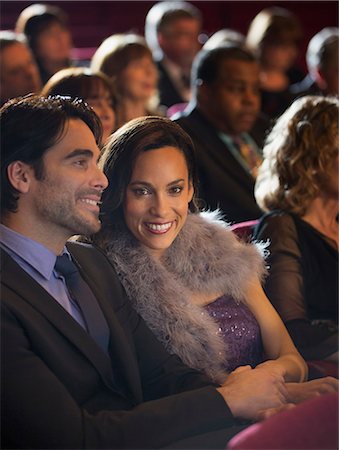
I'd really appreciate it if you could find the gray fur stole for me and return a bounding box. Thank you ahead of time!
[99,211,266,383]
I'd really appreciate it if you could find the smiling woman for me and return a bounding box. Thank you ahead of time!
[87,115,328,398]
[91,33,161,129]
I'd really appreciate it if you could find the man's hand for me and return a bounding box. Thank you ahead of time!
[217,365,293,421]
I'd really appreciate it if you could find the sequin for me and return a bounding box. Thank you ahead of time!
[204,294,263,372]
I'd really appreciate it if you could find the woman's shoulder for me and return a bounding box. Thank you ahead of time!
[253,210,299,248]
[255,210,296,233]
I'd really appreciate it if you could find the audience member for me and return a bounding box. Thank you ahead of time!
[203,29,245,50]
[1,94,296,450]
[145,1,202,108]
[246,7,304,120]
[0,30,41,106]
[254,95,338,363]
[93,115,339,401]
[174,45,267,222]
[91,33,160,129]
[15,3,73,84]
[290,27,339,97]
[41,67,116,145]
[94,115,311,383]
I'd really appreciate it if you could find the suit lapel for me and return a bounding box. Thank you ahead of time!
[1,249,118,392]
[187,109,255,189]
[67,243,143,402]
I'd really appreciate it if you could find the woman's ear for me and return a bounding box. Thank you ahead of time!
[7,161,34,194]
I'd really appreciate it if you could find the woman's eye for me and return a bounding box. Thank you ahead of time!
[134,187,151,196]
[169,186,183,194]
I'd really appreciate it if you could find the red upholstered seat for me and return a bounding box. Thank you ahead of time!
[227,392,339,449]
[230,220,259,241]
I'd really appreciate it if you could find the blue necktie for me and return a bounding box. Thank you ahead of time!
[55,254,110,353]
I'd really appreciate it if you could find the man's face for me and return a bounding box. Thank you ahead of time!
[320,59,339,95]
[0,42,41,104]
[27,119,108,240]
[199,59,261,135]
[158,18,201,69]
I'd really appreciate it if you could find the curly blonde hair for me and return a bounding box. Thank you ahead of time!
[255,95,339,215]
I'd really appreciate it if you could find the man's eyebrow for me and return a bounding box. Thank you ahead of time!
[64,149,95,160]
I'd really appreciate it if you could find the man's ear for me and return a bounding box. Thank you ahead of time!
[196,81,210,104]
[7,161,34,194]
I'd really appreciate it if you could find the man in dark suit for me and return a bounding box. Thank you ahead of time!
[1,95,291,449]
[174,45,269,223]
[145,1,202,109]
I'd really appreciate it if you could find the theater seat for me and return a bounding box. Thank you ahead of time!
[230,220,259,241]
[227,392,339,449]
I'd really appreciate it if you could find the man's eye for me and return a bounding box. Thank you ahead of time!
[74,159,87,167]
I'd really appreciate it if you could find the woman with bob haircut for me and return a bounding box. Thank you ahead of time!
[15,3,73,84]
[246,6,304,119]
[91,34,161,129]
[41,67,116,145]
[84,114,337,403]
[254,95,338,364]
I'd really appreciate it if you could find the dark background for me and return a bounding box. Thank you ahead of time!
[1,1,338,72]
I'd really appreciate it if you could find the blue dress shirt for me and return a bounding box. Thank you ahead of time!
[0,224,86,328]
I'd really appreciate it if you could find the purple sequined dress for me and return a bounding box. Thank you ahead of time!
[204,294,263,372]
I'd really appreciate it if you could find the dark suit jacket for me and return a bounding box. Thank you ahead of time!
[174,107,263,223]
[289,74,322,98]
[156,60,185,108]
[1,242,235,449]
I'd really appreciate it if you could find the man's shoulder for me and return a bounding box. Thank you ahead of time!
[174,107,215,134]
[67,240,113,263]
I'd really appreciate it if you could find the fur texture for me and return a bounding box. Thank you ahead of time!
[98,211,266,383]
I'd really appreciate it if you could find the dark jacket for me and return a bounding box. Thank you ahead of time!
[156,60,185,108]
[1,242,234,449]
[174,107,263,223]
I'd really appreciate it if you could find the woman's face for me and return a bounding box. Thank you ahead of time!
[123,146,194,259]
[120,55,158,101]
[86,82,116,144]
[317,153,339,199]
[35,22,72,62]
[262,42,298,72]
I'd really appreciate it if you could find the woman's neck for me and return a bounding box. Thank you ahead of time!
[260,68,289,91]
[41,59,69,78]
[302,196,339,247]
[116,98,148,128]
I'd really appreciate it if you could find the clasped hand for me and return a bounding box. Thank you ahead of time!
[217,365,339,422]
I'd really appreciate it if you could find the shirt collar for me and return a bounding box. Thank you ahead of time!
[0,224,66,280]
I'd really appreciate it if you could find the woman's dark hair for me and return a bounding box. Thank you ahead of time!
[98,116,199,232]
[1,94,102,214]
[91,34,152,84]
[15,3,69,53]
[41,67,117,109]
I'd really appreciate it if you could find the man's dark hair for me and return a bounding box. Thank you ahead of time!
[1,94,102,214]
[192,44,257,86]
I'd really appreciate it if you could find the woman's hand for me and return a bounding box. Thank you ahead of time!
[286,377,339,404]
